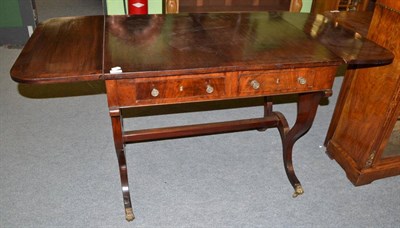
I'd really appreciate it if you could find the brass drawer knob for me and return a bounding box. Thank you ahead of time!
[250,80,260,90]
[206,85,214,94]
[151,88,160,97]
[297,77,307,85]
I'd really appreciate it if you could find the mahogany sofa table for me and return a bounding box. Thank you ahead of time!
[10,12,393,221]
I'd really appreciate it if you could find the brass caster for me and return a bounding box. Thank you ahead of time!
[292,184,304,198]
[125,208,135,221]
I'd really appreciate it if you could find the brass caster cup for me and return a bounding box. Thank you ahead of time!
[125,208,135,221]
[292,184,304,198]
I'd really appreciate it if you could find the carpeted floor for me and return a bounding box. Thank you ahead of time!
[1,1,399,227]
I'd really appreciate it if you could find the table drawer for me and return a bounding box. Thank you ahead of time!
[115,73,226,106]
[238,69,315,96]
[136,76,225,100]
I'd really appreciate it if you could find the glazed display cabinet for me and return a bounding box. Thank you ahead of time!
[325,0,400,186]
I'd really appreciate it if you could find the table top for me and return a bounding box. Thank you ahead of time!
[10,12,394,84]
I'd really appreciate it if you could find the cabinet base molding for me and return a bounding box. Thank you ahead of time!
[327,141,400,186]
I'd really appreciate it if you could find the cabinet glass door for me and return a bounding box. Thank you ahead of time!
[382,118,400,158]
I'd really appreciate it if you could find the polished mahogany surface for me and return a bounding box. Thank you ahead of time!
[103,12,342,79]
[10,16,104,84]
[11,12,394,84]
[282,12,392,65]
[324,0,400,186]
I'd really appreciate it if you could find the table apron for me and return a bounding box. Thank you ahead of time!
[106,66,337,108]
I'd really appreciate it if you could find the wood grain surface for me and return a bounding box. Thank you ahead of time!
[325,1,400,185]
[103,12,343,79]
[10,12,394,84]
[10,16,104,84]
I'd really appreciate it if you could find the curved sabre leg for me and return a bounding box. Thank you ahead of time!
[275,92,324,197]
[110,109,135,221]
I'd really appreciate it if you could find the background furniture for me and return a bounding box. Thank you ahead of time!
[311,0,375,15]
[167,0,303,13]
[106,0,306,15]
[325,0,400,186]
[322,11,372,37]
[336,0,372,11]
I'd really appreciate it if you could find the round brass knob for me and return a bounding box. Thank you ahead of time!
[297,77,307,85]
[250,80,260,90]
[151,88,159,97]
[206,85,214,94]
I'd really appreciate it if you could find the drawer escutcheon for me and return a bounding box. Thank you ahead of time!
[206,85,214,94]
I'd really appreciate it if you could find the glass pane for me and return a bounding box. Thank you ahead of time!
[382,119,400,158]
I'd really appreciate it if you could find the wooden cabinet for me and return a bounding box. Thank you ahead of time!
[311,0,374,14]
[325,0,400,186]
[337,0,371,11]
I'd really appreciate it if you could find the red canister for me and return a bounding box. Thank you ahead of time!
[128,0,148,15]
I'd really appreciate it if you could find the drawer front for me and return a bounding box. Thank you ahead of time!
[238,69,315,96]
[135,76,225,101]
[111,67,336,107]
[115,73,226,107]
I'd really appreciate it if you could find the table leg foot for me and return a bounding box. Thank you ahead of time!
[275,92,324,197]
[125,207,135,221]
[292,184,304,198]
